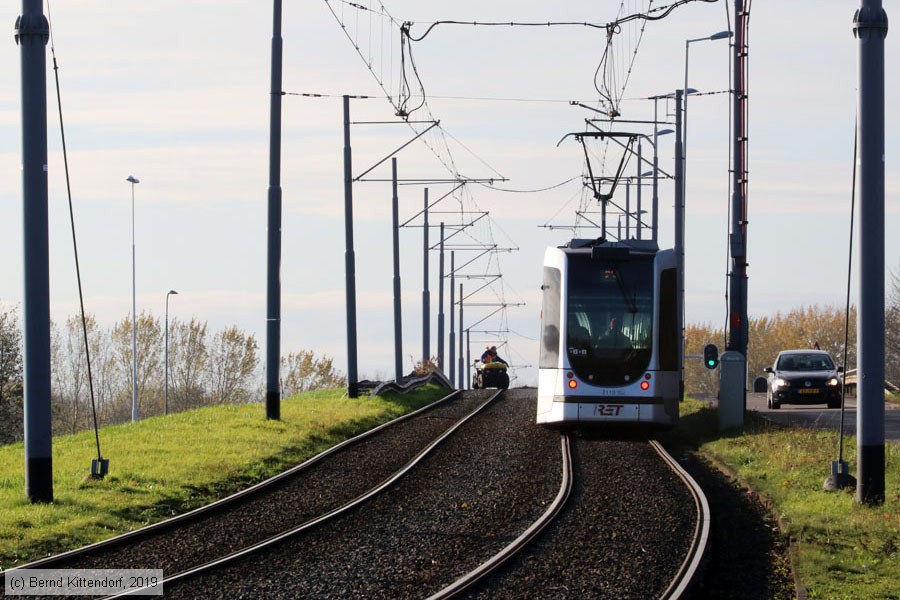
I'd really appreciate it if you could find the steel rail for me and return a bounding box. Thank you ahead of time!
[650,439,711,600]
[426,433,573,600]
[108,389,506,598]
[2,389,462,574]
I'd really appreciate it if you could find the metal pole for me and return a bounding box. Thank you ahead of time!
[458,283,464,389]
[165,290,177,415]
[391,157,403,381]
[601,196,608,239]
[636,141,643,241]
[130,178,138,423]
[437,222,445,372]
[125,175,140,422]
[674,89,685,401]
[265,0,283,418]
[17,0,52,503]
[165,293,169,416]
[625,181,631,240]
[466,329,471,390]
[683,42,691,204]
[343,95,359,398]
[652,98,660,243]
[449,252,456,386]
[854,0,887,505]
[422,188,430,364]
[726,2,749,413]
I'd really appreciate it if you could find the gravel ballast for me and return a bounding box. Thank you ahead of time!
[23,389,494,576]
[165,390,700,599]
[164,388,563,599]
[464,431,697,599]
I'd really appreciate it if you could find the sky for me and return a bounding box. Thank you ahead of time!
[1,1,898,388]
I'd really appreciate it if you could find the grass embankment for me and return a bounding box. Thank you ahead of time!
[0,385,450,571]
[677,399,900,600]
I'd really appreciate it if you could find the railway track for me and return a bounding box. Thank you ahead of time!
[450,432,709,599]
[0,389,495,589]
[430,436,708,600]
[4,389,709,599]
[103,389,508,598]
[156,388,562,598]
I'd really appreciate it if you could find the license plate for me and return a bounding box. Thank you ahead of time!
[799,388,820,394]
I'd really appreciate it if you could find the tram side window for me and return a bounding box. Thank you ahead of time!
[658,268,677,370]
[540,267,561,368]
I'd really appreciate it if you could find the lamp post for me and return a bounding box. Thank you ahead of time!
[683,30,732,203]
[165,289,178,415]
[126,175,139,422]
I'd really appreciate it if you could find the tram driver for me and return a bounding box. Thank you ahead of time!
[601,317,632,350]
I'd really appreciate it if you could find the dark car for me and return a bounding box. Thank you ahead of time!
[764,349,843,409]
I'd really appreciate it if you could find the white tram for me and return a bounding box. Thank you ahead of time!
[536,238,681,426]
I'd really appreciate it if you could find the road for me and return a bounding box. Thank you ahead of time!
[746,392,900,442]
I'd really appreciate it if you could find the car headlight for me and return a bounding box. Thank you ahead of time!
[773,377,789,389]
[826,377,840,387]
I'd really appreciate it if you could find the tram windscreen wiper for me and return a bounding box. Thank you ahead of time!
[607,263,638,315]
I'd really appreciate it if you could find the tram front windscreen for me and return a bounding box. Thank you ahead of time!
[565,253,654,387]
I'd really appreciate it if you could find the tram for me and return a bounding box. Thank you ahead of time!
[536,238,681,426]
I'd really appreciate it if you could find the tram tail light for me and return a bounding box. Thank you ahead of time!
[640,380,650,391]
[568,379,578,389]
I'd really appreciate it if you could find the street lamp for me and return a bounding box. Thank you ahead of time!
[165,289,178,416]
[126,175,139,422]
[683,30,732,200]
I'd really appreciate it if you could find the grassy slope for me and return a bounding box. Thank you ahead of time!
[678,399,899,600]
[0,385,449,570]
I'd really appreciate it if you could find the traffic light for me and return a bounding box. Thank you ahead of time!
[703,343,719,370]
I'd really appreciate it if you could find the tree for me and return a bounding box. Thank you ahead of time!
[168,317,210,411]
[206,326,259,404]
[281,350,346,397]
[48,315,112,434]
[684,304,855,396]
[0,304,24,443]
[0,304,23,407]
[111,311,163,419]
[885,266,900,386]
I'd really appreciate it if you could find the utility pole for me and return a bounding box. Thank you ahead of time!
[265,0,283,418]
[391,157,403,381]
[437,223,445,372]
[422,189,430,365]
[458,283,464,389]
[16,0,53,502]
[343,95,359,398]
[854,0,888,505]
[465,329,471,390]
[674,89,685,402]
[449,251,456,385]
[727,0,750,401]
